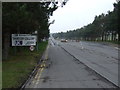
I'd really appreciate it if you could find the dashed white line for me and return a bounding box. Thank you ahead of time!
[114,47,120,50]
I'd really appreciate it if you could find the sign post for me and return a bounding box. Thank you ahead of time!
[34,30,38,51]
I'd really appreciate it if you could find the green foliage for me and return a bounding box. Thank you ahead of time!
[2,2,59,60]
[2,41,48,88]
[54,2,119,42]
[2,2,58,37]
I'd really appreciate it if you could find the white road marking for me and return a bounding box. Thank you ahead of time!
[114,47,120,50]
[80,42,84,49]
[50,40,55,47]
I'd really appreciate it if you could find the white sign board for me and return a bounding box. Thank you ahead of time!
[12,34,37,46]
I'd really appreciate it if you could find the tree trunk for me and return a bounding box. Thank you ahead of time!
[16,26,21,52]
[3,32,10,60]
[105,33,107,41]
[111,31,114,41]
[102,32,104,41]
[114,34,116,41]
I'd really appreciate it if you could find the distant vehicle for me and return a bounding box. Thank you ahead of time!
[61,39,67,42]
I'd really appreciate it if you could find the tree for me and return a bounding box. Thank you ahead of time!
[2,2,60,60]
[54,2,119,42]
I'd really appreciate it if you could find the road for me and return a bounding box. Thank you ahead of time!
[58,40,118,87]
[25,38,118,88]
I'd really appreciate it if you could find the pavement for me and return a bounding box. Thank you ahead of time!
[25,38,118,88]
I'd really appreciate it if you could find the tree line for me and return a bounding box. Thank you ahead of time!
[2,1,68,60]
[53,2,119,42]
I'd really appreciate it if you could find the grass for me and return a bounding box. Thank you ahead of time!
[102,40,120,44]
[83,40,120,45]
[2,41,48,88]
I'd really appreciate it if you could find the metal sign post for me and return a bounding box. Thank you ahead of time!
[36,35,39,51]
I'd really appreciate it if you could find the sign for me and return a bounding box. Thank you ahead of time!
[12,34,37,46]
[30,46,35,51]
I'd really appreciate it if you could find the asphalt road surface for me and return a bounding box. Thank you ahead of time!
[25,38,118,88]
[58,40,118,87]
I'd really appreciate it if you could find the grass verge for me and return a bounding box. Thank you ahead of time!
[83,40,119,45]
[2,41,48,88]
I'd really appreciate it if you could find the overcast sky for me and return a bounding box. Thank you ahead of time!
[49,0,116,33]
